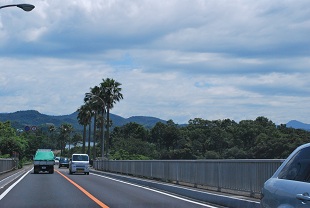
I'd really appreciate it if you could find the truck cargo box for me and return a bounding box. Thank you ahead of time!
[33,149,55,174]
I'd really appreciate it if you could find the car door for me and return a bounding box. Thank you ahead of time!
[264,178,310,208]
[272,146,310,207]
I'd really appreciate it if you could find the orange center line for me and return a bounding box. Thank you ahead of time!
[56,170,109,208]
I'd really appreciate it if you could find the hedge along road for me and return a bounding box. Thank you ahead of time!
[0,166,222,208]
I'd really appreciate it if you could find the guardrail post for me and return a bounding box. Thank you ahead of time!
[217,161,221,192]
[250,162,254,197]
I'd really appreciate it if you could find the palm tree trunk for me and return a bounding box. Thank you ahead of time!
[82,125,86,153]
[100,111,105,159]
[88,122,91,155]
[106,107,110,158]
[93,113,97,160]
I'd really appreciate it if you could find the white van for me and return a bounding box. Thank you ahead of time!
[69,153,89,175]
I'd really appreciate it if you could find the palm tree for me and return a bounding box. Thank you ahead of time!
[59,123,73,156]
[85,89,106,159]
[48,124,56,148]
[96,112,105,158]
[77,104,92,153]
[48,124,56,133]
[85,86,102,160]
[80,105,93,156]
[99,78,123,157]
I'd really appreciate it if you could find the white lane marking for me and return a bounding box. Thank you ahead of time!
[92,172,260,205]
[0,169,28,188]
[91,173,218,208]
[0,168,33,200]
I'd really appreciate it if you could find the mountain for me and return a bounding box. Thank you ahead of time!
[127,116,167,128]
[0,110,166,131]
[2,110,309,132]
[286,120,310,131]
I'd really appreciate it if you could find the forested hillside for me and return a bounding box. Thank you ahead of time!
[110,117,310,160]
[1,116,308,161]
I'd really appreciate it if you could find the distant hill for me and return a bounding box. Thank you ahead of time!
[286,120,310,131]
[2,110,308,132]
[127,116,167,128]
[0,110,166,131]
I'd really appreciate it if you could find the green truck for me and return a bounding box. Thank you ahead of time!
[33,149,55,174]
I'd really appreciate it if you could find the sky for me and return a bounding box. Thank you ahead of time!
[1,0,310,125]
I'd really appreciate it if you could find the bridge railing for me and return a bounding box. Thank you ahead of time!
[0,158,18,174]
[93,159,284,197]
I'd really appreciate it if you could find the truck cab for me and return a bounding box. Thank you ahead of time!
[69,154,89,175]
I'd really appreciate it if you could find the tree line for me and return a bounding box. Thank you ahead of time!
[110,117,310,160]
[1,115,310,161]
[1,77,310,161]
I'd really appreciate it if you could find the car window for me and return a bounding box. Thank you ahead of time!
[73,155,88,161]
[278,146,310,182]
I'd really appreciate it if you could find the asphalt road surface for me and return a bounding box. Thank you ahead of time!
[0,166,222,208]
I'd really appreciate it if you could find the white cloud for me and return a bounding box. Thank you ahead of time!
[1,0,310,125]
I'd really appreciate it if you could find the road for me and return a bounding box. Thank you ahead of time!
[0,166,222,208]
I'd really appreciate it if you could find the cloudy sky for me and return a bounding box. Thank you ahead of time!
[1,0,310,124]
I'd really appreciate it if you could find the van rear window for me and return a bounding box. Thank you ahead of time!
[72,155,89,161]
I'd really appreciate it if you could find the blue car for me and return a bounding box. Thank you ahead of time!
[261,143,310,208]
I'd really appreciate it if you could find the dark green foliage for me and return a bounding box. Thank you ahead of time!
[1,116,310,161]
[108,116,310,160]
[110,123,156,159]
[0,121,27,159]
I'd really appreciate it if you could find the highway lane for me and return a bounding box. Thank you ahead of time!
[0,166,222,208]
[0,167,100,207]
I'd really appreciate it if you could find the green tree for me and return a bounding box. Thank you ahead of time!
[150,122,166,150]
[163,120,180,151]
[81,78,123,159]
[77,104,92,153]
[59,123,73,156]
[99,78,123,157]
[0,121,16,137]
[110,122,155,159]
[0,121,27,159]
[0,136,27,158]
[85,85,102,159]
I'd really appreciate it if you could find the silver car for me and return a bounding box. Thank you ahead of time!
[261,143,310,208]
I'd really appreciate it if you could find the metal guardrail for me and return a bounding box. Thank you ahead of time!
[0,158,18,174]
[93,159,284,197]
